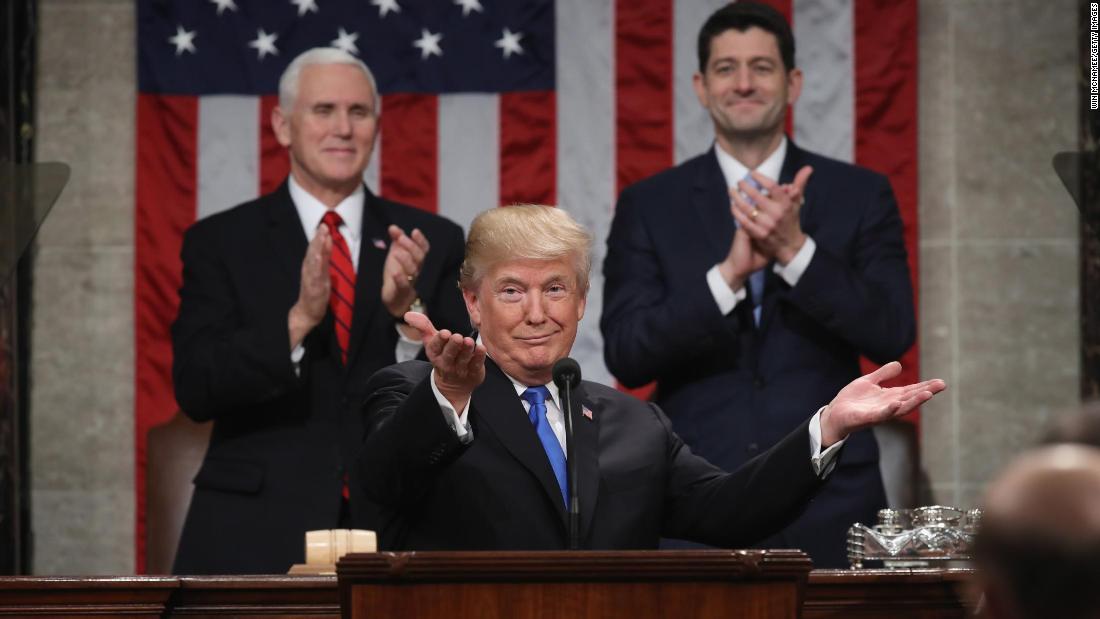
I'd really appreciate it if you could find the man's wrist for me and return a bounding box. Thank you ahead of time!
[717,261,746,291]
[776,233,807,266]
[393,297,425,321]
[288,304,320,349]
[433,374,472,413]
[819,404,841,448]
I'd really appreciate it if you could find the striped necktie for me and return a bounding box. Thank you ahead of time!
[321,211,355,364]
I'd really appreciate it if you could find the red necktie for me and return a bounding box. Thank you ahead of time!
[321,211,355,365]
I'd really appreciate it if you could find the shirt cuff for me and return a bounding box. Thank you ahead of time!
[430,368,473,444]
[809,405,845,478]
[773,236,816,287]
[706,265,748,315]
[395,323,425,363]
[290,343,305,377]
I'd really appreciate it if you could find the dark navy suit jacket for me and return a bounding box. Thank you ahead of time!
[601,141,915,566]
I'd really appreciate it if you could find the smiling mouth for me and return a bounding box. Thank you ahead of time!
[517,334,556,344]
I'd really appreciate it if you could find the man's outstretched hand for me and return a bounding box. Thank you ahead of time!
[404,312,486,412]
[820,362,946,447]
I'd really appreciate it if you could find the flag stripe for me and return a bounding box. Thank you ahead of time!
[793,0,854,162]
[612,0,673,400]
[438,93,499,232]
[614,0,674,195]
[259,95,290,196]
[197,95,259,220]
[673,0,726,164]
[134,93,199,573]
[380,94,439,214]
[556,0,614,384]
[854,0,920,395]
[500,91,557,206]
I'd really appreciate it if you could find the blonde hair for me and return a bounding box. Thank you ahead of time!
[460,205,592,291]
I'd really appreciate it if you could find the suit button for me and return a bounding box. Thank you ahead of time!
[747,443,759,455]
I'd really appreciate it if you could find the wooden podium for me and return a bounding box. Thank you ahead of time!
[336,550,812,619]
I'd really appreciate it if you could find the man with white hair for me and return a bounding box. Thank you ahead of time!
[171,48,467,573]
[359,205,943,551]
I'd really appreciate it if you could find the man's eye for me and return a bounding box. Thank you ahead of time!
[499,287,523,301]
[546,285,568,298]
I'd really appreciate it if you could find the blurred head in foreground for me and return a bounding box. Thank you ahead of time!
[974,443,1100,619]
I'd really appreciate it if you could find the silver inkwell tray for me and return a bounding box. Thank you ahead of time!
[847,505,980,569]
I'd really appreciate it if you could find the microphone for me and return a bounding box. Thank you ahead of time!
[552,357,581,389]
[552,357,582,550]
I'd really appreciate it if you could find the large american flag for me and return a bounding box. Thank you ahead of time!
[135,0,917,570]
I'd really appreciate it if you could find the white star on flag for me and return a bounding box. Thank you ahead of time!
[454,0,483,17]
[413,29,443,59]
[371,0,400,18]
[248,29,279,60]
[208,0,237,15]
[494,28,523,59]
[168,25,197,56]
[331,28,359,55]
[290,0,319,16]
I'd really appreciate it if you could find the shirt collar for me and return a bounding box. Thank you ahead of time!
[713,135,788,188]
[506,372,562,410]
[288,174,365,242]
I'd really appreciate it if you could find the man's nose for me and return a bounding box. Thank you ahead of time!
[734,68,753,93]
[524,293,547,324]
[332,111,352,136]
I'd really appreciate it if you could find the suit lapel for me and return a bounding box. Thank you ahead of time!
[571,383,600,544]
[472,360,568,522]
[692,149,737,262]
[264,182,310,303]
[345,188,389,368]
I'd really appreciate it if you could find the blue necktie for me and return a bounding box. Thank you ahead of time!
[740,173,767,326]
[521,386,569,508]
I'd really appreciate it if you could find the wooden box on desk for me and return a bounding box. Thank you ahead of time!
[336,549,812,619]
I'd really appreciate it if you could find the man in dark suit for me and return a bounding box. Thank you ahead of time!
[601,2,915,567]
[171,48,468,574]
[359,205,941,551]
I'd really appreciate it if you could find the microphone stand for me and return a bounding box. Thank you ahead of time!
[560,378,580,550]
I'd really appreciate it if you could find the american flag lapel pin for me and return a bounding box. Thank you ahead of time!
[371,238,387,250]
[582,406,593,421]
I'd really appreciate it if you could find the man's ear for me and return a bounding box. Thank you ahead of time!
[272,105,292,148]
[692,72,708,108]
[462,286,481,330]
[786,67,803,107]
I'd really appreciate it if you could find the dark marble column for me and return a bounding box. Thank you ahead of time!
[0,0,36,575]
[1083,0,1100,399]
